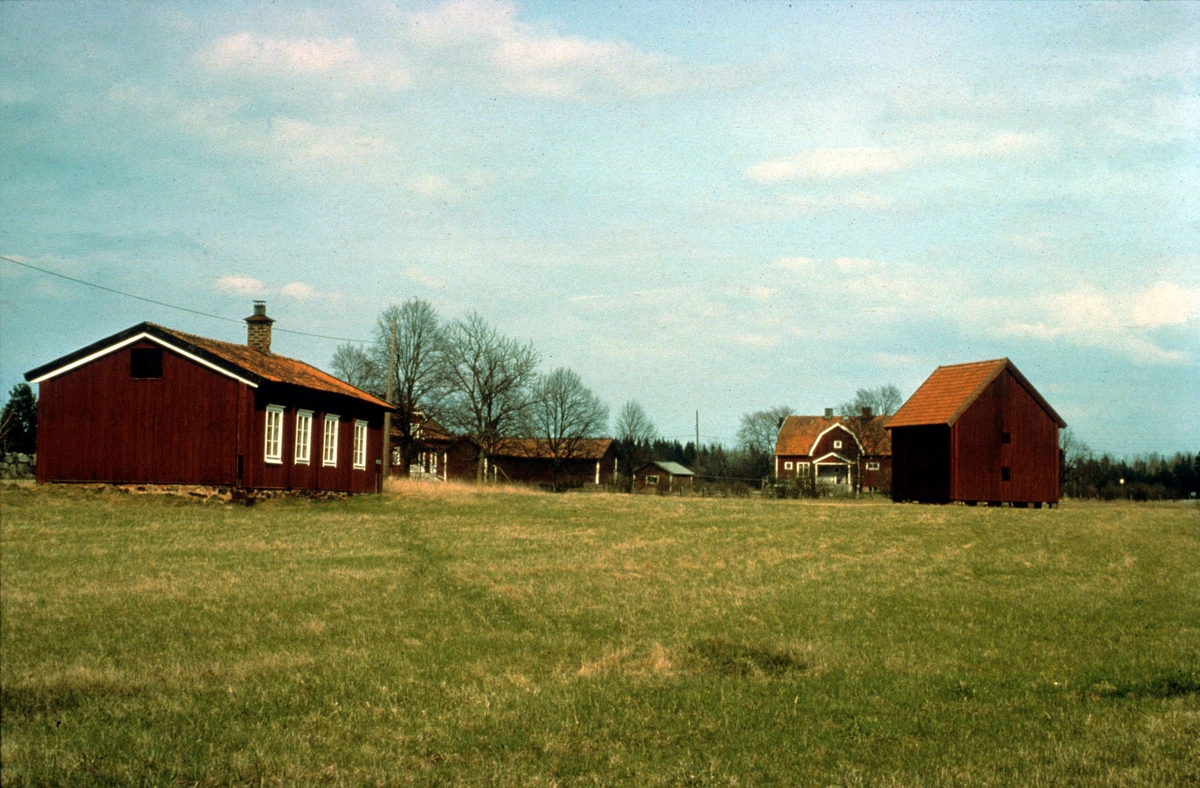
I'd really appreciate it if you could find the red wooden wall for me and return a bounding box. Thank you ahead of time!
[951,369,1060,504]
[36,342,384,493]
[37,341,243,485]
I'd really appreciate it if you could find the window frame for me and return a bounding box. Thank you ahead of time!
[833,440,843,449]
[866,461,881,471]
[353,420,368,470]
[323,414,340,467]
[784,461,794,470]
[264,405,284,465]
[646,474,659,485]
[294,410,313,465]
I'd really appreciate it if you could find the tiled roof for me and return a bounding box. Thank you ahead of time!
[393,417,457,445]
[154,325,392,409]
[886,358,1065,429]
[776,416,850,456]
[494,438,613,460]
[23,321,391,409]
[775,415,891,457]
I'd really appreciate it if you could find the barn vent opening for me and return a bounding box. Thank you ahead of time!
[130,347,163,379]
[1001,466,1012,482]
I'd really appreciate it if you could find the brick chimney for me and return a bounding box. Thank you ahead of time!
[245,301,274,354]
[824,407,834,420]
[861,406,873,420]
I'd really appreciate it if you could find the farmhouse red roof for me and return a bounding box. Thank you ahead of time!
[494,438,614,460]
[886,358,1065,429]
[153,325,392,408]
[775,415,890,456]
[24,321,391,409]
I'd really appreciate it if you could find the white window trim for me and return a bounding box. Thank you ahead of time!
[294,410,313,465]
[353,420,368,470]
[833,440,843,449]
[323,414,340,467]
[784,461,794,470]
[29,332,258,387]
[264,405,284,465]
[866,461,881,471]
[647,474,659,485]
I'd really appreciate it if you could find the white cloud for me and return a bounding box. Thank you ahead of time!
[199,33,411,89]
[267,118,393,165]
[216,274,267,295]
[775,256,817,272]
[747,133,1046,183]
[408,0,691,97]
[408,174,451,198]
[995,283,1198,363]
[406,268,447,290]
[279,282,315,298]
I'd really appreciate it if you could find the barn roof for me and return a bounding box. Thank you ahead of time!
[493,438,614,460]
[640,461,695,476]
[886,358,1066,429]
[25,321,392,409]
[775,415,893,456]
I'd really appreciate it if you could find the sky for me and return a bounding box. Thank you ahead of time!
[2,1,1197,455]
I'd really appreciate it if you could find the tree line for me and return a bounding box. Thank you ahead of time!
[1061,429,1199,500]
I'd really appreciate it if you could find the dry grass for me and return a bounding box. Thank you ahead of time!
[1,484,1198,786]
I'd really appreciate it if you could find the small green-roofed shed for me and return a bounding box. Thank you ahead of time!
[635,461,695,493]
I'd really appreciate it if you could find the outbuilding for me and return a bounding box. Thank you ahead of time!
[886,358,1065,506]
[25,302,392,493]
[634,461,695,493]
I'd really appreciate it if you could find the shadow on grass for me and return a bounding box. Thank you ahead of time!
[1,676,146,718]
[689,637,809,678]
[1093,669,1200,700]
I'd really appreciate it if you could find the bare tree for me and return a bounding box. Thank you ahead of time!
[737,406,792,457]
[373,299,446,475]
[736,405,792,480]
[528,367,609,491]
[614,400,657,490]
[330,343,381,395]
[438,313,540,480]
[838,384,902,494]
[838,384,903,419]
[1059,427,1091,498]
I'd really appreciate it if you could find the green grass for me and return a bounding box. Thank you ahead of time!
[2,482,1198,786]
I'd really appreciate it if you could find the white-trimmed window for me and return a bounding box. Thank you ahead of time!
[323,415,340,467]
[646,474,659,485]
[784,461,794,470]
[866,461,881,471]
[800,462,811,470]
[353,420,368,470]
[833,440,843,449]
[264,405,284,464]
[294,410,313,464]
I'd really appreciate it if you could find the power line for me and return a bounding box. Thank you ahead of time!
[1,255,370,344]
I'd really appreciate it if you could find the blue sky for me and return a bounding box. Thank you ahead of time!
[2,1,1197,454]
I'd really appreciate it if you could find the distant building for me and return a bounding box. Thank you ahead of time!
[489,438,618,488]
[774,410,892,492]
[634,461,695,493]
[887,358,1065,506]
[396,417,478,482]
[25,303,392,492]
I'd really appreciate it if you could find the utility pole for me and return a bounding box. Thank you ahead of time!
[695,410,700,461]
[380,319,397,485]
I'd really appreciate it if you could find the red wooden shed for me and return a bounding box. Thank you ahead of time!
[24,303,392,493]
[886,358,1066,506]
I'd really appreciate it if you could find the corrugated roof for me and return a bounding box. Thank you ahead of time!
[886,358,1065,429]
[646,461,694,476]
[493,438,613,460]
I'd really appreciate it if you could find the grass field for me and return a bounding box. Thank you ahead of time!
[2,482,1198,787]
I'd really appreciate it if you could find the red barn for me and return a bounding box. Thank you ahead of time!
[887,358,1065,506]
[25,303,391,493]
